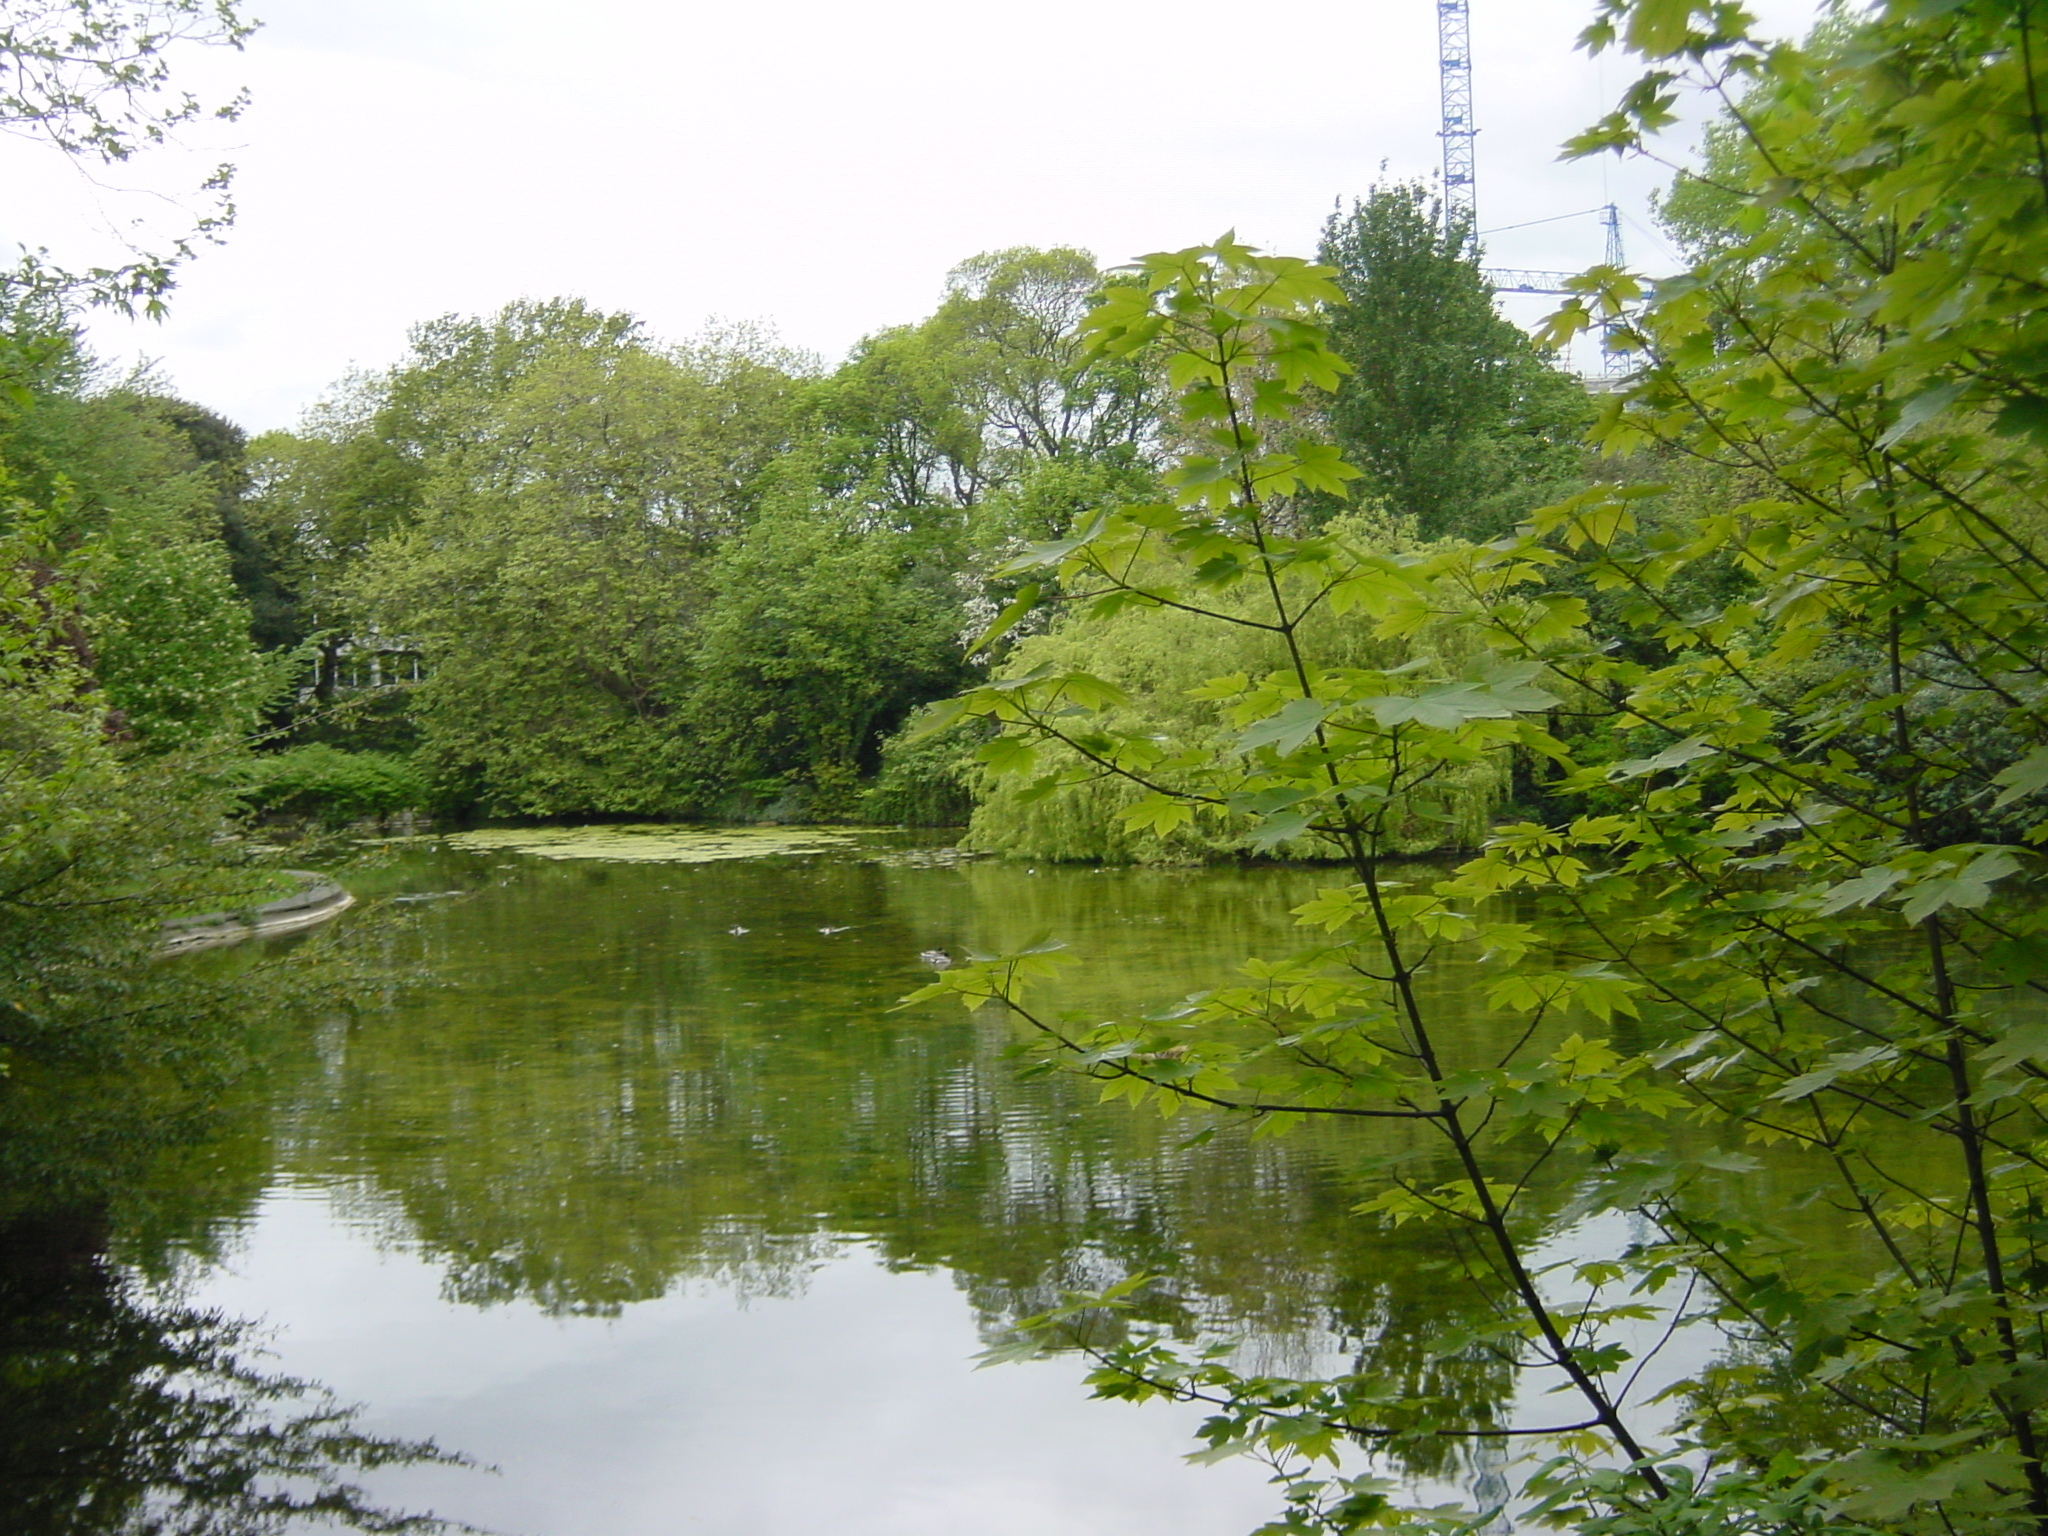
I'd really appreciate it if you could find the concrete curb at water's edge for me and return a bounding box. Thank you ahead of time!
[157,870,355,955]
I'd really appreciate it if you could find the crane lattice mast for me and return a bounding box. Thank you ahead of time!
[1437,0,1477,242]
[1434,4,1629,377]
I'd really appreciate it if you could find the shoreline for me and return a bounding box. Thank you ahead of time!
[159,871,354,954]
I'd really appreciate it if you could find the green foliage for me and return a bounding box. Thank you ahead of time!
[338,312,811,817]
[861,721,979,825]
[914,27,2048,1520]
[0,0,253,316]
[0,509,300,1088]
[935,234,1523,870]
[1317,184,1591,541]
[239,744,427,827]
[963,514,1506,863]
[936,246,1160,472]
[240,253,1176,822]
[969,454,1161,551]
[687,465,967,817]
[0,342,279,749]
[87,528,277,748]
[817,319,987,512]
[816,247,1158,515]
[255,300,802,639]
[141,393,304,652]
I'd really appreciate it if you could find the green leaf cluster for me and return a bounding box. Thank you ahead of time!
[910,13,2048,1526]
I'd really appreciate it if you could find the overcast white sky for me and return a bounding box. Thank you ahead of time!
[6,0,1824,434]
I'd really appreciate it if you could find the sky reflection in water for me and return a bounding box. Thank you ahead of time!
[169,837,1525,1533]
[196,1187,1280,1535]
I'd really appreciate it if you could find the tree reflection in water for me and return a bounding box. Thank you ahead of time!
[0,1210,475,1536]
[267,848,1556,1496]
[4,847,1597,1526]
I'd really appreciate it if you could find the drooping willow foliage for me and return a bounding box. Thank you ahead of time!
[966,517,1512,863]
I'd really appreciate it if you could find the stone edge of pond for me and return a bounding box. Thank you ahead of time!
[158,870,354,955]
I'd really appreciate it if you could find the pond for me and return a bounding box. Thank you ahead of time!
[7,829,1747,1534]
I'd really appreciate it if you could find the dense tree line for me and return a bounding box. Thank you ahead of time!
[163,211,1563,837]
[229,250,1157,822]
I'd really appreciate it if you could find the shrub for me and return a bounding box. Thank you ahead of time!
[862,724,977,827]
[241,745,426,827]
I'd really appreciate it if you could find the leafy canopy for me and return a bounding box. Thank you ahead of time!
[908,6,2048,1533]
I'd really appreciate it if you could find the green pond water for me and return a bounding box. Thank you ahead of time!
[9,829,1777,1534]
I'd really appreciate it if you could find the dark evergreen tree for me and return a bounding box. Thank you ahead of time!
[133,396,306,652]
[1317,184,1588,540]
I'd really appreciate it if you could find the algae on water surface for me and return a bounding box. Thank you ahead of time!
[435,824,877,864]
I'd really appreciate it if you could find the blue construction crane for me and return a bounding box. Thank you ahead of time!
[1436,0,1478,241]
[1484,205,1628,376]
[1436,5,1628,374]
[1486,204,1626,295]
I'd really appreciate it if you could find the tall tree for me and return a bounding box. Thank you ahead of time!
[0,346,275,747]
[936,246,1159,470]
[687,465,967,816]
[119,394,304,653]
[817,247,1159,521]
[1318,184,1588,540]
